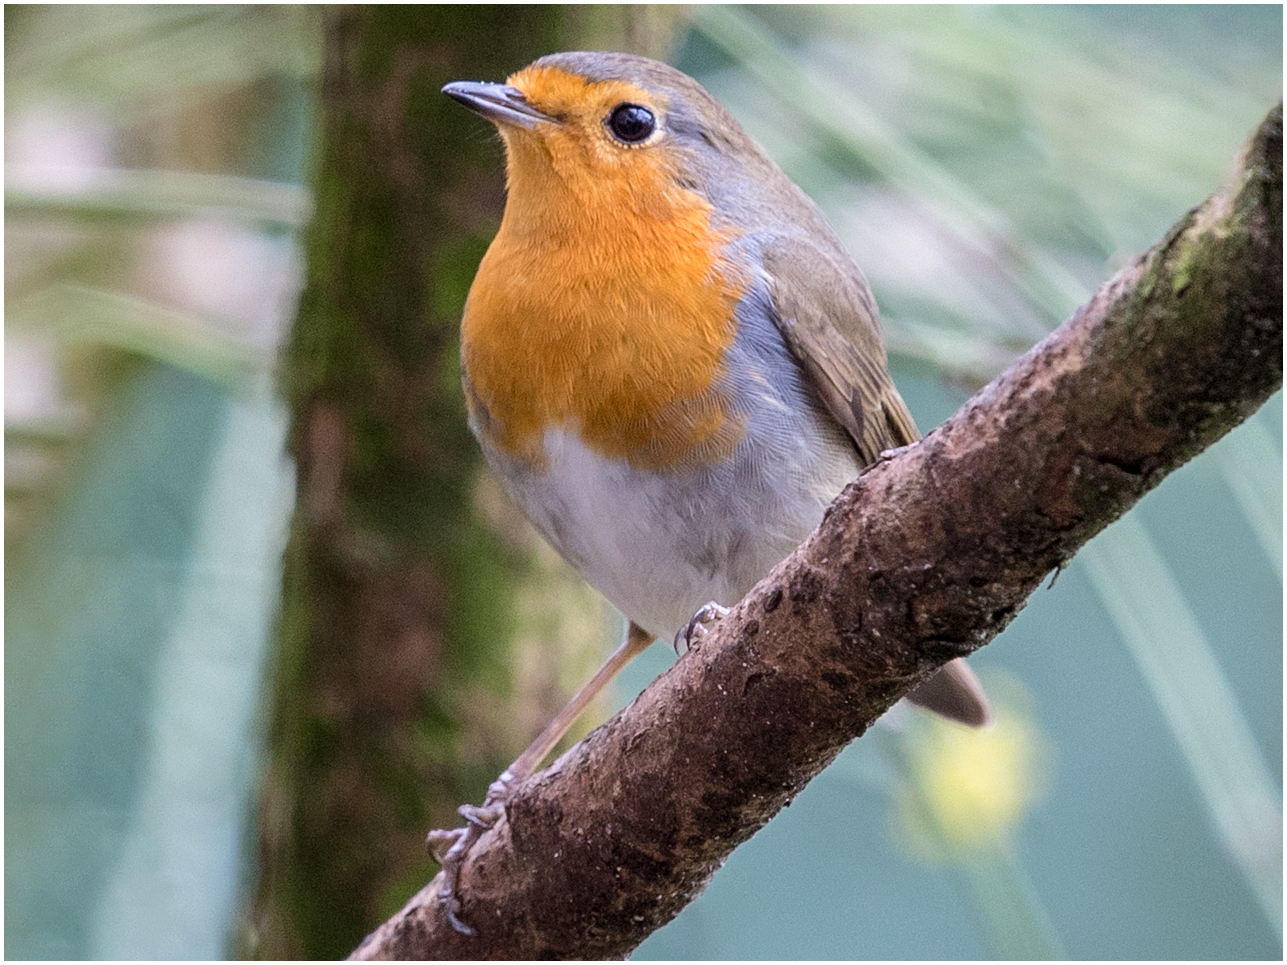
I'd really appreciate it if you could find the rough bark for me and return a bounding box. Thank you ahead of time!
[351,104,1281,961]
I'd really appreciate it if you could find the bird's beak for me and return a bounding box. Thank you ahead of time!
[442,81,558,131]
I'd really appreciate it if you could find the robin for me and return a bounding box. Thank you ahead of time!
[433,51,990,929]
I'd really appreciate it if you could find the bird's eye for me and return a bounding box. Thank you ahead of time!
[606,103,655,144]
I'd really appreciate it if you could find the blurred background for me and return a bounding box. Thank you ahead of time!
[5,5,1281,960]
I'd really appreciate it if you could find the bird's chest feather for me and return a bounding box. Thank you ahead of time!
[460,164,752,474]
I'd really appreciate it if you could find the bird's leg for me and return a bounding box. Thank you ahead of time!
[429,621,655,934]
[674,601,730,653]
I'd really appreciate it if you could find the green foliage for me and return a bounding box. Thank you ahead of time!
[5,7,313,959]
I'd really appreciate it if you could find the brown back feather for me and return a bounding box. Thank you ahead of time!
[762,236,919,465]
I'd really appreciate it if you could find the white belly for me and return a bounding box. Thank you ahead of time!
[486,411,860,643]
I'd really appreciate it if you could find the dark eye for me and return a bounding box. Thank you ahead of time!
[606,103,655,144]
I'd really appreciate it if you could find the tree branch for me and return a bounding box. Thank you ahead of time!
[351,103,1282,961]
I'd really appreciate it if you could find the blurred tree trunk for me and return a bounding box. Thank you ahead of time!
[243,7,680,960]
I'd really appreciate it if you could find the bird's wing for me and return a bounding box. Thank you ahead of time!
[761,234,992,728]
[760,235,920,465]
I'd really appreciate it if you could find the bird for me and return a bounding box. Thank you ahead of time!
[433,50,990,931]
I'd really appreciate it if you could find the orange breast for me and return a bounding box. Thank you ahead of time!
[461,139,749,473]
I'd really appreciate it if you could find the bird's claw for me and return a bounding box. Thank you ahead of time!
[426,771,516,935]
[674,601,730,653]
[426,826,464,864]
[444,901,477,937]
[459,800,504,829]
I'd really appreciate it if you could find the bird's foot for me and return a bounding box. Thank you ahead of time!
[674,601,730,653]
[426,770,516,936]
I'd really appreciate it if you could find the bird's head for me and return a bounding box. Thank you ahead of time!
[443,51,781,226]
